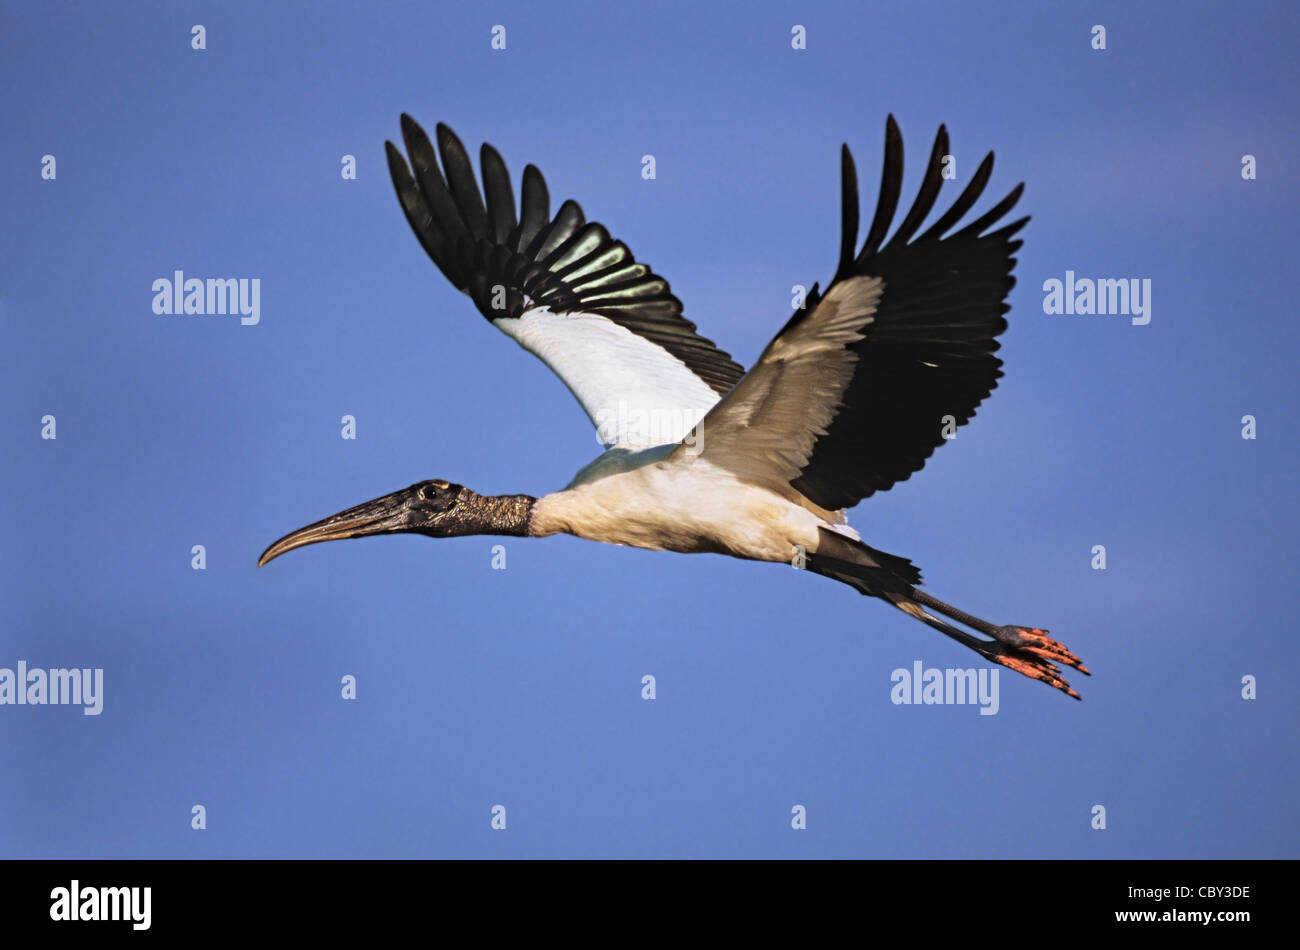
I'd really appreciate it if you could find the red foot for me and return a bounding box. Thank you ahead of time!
[998,626,1090,675]
[989,649,1082,700]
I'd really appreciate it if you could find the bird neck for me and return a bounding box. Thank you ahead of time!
[455,489,536,537]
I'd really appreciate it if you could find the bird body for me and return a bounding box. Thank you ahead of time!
[534,451,839,561]
[260,114,1091,699]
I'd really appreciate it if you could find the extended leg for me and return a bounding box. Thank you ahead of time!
[890,593,1088,700]
[909,588,1089,675]
[801,533,1089,700]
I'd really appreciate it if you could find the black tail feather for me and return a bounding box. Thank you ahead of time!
[805,527,920,596]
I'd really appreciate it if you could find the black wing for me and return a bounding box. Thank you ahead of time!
[384,115,745,397]
[786,115,1028,510]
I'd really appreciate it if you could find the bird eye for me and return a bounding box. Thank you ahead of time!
[416,480,460,510]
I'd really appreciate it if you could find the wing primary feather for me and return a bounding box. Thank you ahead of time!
[517,164,550,252]
[857,114,903,262]
[987,214,1031,244]
[918,151,993,240]
[527,199,586,260]
[480,143,518,244]
[953,182,1025,238]
[834,144,860,283]
[401,116,467,248]
[386,141,452,273]
[884,124,948,248]
[435,123,490,240]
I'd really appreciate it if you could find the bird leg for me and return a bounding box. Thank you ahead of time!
[896,590,1089,700]
[909,589,1089,673]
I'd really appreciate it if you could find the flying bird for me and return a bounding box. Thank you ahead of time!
[259,114,1089,699]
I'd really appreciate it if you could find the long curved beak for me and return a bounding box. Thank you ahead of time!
[258,488,414,567]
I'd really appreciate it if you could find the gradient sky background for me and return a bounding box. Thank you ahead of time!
[2,0,1297,858]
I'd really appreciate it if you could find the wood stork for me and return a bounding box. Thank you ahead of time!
[259,114,1089,699]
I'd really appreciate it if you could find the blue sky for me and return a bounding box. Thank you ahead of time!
[2,0,1297,857]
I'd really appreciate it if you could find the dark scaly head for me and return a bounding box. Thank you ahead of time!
[258,479,533,566]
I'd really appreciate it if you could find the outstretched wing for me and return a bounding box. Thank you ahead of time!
[386,116,745,449]
[683,116,1027,511]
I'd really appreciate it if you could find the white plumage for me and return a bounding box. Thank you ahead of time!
[493,306,721,449]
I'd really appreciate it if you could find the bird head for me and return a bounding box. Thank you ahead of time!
[258,479,510,566]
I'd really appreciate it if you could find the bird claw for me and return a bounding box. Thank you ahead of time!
[988,647,1083,700]
[997,625,1090,675]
